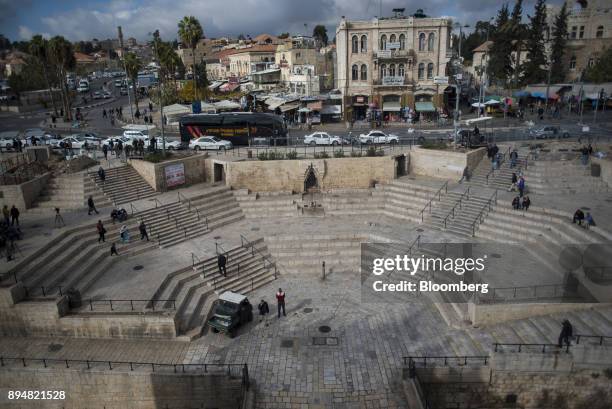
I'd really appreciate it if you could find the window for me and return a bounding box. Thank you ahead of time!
[427,63,434,79]
[418,33,425,51]
[588,57,595,68]
[428,33,435,51]
[399,63,405,77]
[407,60,413,70]
[579,26,585,39]
[418,63,424,79]
[361,64,368,80]
[352,64,358,80]
[597,26,604,38]
[569,56,576,70]
[390,34,396,45]
[380,64,387,78]
[399,34,406,50]
[571,26,577,39]
[389,64,396,77]
[380,35,387,51]
[361,35,368,52]
[352,36,359,53]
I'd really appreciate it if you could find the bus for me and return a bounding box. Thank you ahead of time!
[179,112,288,146]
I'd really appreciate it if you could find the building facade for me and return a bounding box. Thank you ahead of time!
[336,10,453,121]
[227,45,277,78]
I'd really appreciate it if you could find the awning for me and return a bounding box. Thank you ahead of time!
[219,83,240,92]
[214,100,241,110]
[307,101,322,111]
[280,103,300,112]
[524,85,564,98]
[383,101,401,112]
[415,102,435,112]
[321,105,342,115]
[162,103,191,116]
[298,107,311,113]
[266,97,287,110]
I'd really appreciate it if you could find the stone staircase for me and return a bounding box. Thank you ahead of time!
[150,239,276,338]
[89,165,158,205]
[5,201,210,297]
[184,186,245,229]
[426,189,492,237]
[319,189,385,216]
[29,172,111,213]
[266,233,364,275]
[232,190,299,218]
[467,152,528,191]
[379,177,449,224]
[524,159,609,195]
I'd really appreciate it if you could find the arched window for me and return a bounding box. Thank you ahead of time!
[390,34,396,45]
[361,35,368,53]
[596,26,604,38]
[352,64,358,80]
[399,63,405,77]
[389,64,396,77]
[569,56,577,70]
[352,36,359,53]
[418,33,426,51]
[380,64,387,78]
[428,33,435,51]
[588,57,595,68]
[361,64,367,80]
[380,34,387,51]
[418,63,424,79]
[399,34,406,50]
[427,63,434,79]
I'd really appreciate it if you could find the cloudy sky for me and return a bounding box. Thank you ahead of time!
[2,0,566,42]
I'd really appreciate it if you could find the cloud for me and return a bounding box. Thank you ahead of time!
[18,25,34,40]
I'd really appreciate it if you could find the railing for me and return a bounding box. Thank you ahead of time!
[419,181,448,222]
[477,283,570,303]
[177,191,191,209]
[240,235,278,279]
[153,198,163,208]
[191,252,203,268]
[575,334,612,346]
[404,356,490,368]
[442,188,470,229]
[469,190,498,236]
[493,343,570,353]
[407,235,421,256]
[81,298,177,311]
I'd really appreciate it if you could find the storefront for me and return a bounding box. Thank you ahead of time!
[382,95,402,122]
[351,95,368,121]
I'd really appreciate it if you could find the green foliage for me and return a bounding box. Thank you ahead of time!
[365,146,384,157]
[460,21,494,63]
[314,151,329,159]
[333,150,345,158]
[521,0,548,85]
[151,82,179,106]
[487,4,513,86]
[421,141,449,150]
[350,151,362,157]
[285,150,298,160]
[178,15,204,100]
[278,32,291,39]
[7,56,47,93]
[550,2,569,83]
[584,47,612,83]
[312,25,328,46]
[257,150,284,161]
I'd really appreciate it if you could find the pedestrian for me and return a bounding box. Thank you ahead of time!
[87,195,99,215]
[10,205,19,226]
[258,299,269,322]
[522,196,531,211]
[558,319,573,348]
[218,253,227,276]
[276,288,286,317]
[144,115,149,124]
[109,139,114,153]
[139,221,149,241]
[509,172,518,192]
[97,220,106,243]
[149,102,153,112]
[509,149,518,168]
[98,166,106,183]
[581,145,589,166]
[102,144,109,160]
[148,114,153,124]
[135,109,141,121]
[119,225,130,243]
[572,209,585,225]
[2,205,9,225]
[585,212,596,229]
[110,242,119,256]
[54,207,65,228]
[459,166,470,183]
[512,196,521,210]
[103,109,107,119]
[517,176,525,197]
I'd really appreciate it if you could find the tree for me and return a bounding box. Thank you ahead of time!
[584,47,612,83]
[487,4,513,86]
[312,25,328,47]
[195,61,209,89]
[29,35,58,115]
[0,34,11,50]
[7,56,47,94]
[278,32,290,39]
[549,2,569,83]
[123,52,143,112]
[508,0,527,87]
[178,15,203,101]
[521,0,548,85]
[461,21,495,64]
[48,36,75,120]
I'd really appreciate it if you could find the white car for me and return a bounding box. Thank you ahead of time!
[189,136,232,151]
[165,140,183,150]
[123,130,148,141]
[102,91,112,99]
[359,130,399,144]
[93,91,102,99]
[57,136,88,149]
[303,132,344,146]
[102,136,131,147]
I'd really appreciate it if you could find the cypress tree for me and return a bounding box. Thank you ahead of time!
[521,0,548,84]
[550,3,569,83]
[487,4,513,86]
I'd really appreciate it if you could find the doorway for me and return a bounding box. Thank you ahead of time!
[395,155,407,177]
[304,165,319,192]
[213,163,225,183]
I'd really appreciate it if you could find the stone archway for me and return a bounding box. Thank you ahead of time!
[304,164,320,193]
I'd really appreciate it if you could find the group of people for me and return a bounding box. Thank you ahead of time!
[572,209,596,229]
[101,219,149,257]
[257,288,286,320]
[102,106,123,126]
[1,205,21,261]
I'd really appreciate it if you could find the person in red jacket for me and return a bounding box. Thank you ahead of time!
[276,288,286,318]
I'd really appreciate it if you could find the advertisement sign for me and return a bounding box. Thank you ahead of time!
[433,76,449,85]
[382,76,405,86]
[386,42,401,50]
[165,163,185,188]
[377,50,392,58]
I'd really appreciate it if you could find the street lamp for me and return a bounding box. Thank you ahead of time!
[453,23,469,145]
[478,18,494,114]
[149,31,166,155]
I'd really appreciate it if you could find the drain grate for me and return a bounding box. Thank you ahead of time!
[303,308,313,314]
[48,343,63,352]
[318,325,331,333]
[133,265,144,271]
[280,339,294,348]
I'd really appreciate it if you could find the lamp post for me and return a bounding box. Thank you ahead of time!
[149,31,166,155]
[478,18,494,115]
[544,30,552,117]
[453,23,469,145]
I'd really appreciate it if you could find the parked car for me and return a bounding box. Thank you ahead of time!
[206,291,253,337]
[57,136,88,149]
[123,130,148,141]
[530,126,570,139]
[0,131,19,151]
[93,91,102,99]
[102,91,112,99]
[303,132,344,146]
[119,87,128,96]
[76,132,105,145]
[359,130,399,144]
[101,136,131,147]
[164,140,183,150]
[189,136,232,151]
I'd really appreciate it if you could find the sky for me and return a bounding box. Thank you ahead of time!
[1,0,567,43]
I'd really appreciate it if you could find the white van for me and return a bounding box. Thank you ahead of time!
[77,79,90,93]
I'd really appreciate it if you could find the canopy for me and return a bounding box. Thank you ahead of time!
[383,101,402,112]
[219,83,240,92]
[162,103,191,116]
[298,107,311,113]
[307,101,322,111]
[415,102,435,112]
[465,116,493,125]
[321,105,342,115]
[524,85,564,99]
[280,103,300,112]
[122,123,156,131]
[471,102,486,108]
[484,99,501,105]
[266,97,287,110]
[214,100,241,110]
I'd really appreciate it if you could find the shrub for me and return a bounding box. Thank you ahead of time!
[257,151,268,161]
[350,151,362,157]
[268,151,283,160]
[143,152,173,163]
[366,146,377,157]
[314,151,329,159]
[421,141,449,150]
[285,150,298,160]
[333,150,345,158]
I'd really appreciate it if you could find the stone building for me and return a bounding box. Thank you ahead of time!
[227,44,277,78]
[336,8,453,121]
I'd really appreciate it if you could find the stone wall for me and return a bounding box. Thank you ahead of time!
[129,154,208,192]
[0,172,50,210]
[408,148,482,180]
[593,157,612,187]
[468,302,600,326]
[0,284,177,339]
[0,365,244,409]
[224,156,397,192]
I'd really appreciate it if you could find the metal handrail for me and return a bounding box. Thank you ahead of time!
[191,252,203,268]
[129,203,138,215]
[81,298,177,311]
[404,355,490,367]
[240,235,278,279]
[493,342,570,353]
[478,283,568,303]
[469,190,498,236]
[575,334,612,345]
[177,191,191,209]
[152,198,163,208]
[442,187,470,229]
[407,235,421,256]
[419,180,448,222]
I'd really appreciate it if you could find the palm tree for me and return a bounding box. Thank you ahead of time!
[123,52,143,113]
[29,35,58,116]
[48,36,75,120]
[178,16,203,101]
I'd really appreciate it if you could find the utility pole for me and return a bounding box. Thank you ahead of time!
[544,30,552,116]
[151,31,166,155]
[118,26,134,123]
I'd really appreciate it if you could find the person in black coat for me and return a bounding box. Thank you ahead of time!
[218,253,227,276]
[258,299,269,316]
[558,319,573,348]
